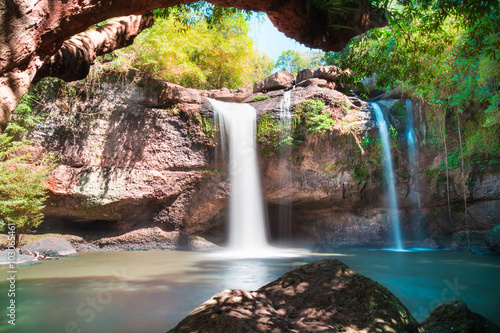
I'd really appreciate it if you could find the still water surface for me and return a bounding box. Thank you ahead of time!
[1,249,499,332]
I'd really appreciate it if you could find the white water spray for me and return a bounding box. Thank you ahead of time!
[371,103,404,250]
[210,99,271,256]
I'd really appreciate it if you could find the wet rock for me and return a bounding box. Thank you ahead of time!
[21,237,77,257]
[485,225,500,253]
[0,250,39,267]
[168,259,424,333]
[253,71,295,93]
[421,300,500,333]
[93,227,220,251]
[422,238,441,249]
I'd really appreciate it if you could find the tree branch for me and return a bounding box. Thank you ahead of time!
[34,13,154,83]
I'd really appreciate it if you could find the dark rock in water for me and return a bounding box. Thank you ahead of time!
[421,300,500,333]
[485,225,500,254]
[422,238,442,249]
[253,71,295,93]
[21,237,78,257]
[0,250,39,267]
[92,228,221,252]
[168,259,424,333]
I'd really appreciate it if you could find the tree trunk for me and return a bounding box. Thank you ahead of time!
[15,228,20,249]
[33,13,155,83]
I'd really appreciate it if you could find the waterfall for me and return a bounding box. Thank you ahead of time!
[406,99,424,240]
[371,103,404,250]
[406,100,418,186]
[209,98,270,255]
[278,90,293,242]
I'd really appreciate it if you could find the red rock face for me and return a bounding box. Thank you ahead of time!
[25,71,500,248]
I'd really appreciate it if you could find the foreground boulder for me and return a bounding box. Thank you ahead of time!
[485,225,500,254]
[21,237,77,257]
[168,259,424,333]
[421,300,500,333]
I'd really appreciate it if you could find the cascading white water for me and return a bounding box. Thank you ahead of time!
[371,103,404,250]
[406,99,424,240]
[209,98,270,255]
[406,99,418,185]
[278,90,293,242]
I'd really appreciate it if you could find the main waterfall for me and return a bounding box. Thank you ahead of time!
[209,99,270,256]
[371,103,404,250]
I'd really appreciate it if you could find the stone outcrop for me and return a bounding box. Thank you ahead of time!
[168,259,424,333]
[21,69,500,249]
[26,72,226,242]
[253,71,295,94]
[59,227,220,252]
[421,300,500,333]
[20,237,77,257]
[199,88,251,103]
[296,66,347,85]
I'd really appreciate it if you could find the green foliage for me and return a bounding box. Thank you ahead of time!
[392,101,406,119]
[196,115,216,139]
[101,11,272,89]
[0,134,52,247]
[256,116,280,152]
[322,2,500,176]
[6,91,43,138]
[295,100,335,135]
[250,95,271,102]
[275,50,308,75]
[152,1,255,29]
[324,5,500,127]
[256,99,335,152]
[333,132,383,183]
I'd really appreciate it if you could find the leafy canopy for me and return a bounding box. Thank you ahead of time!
[100,3,273,89]
[275,50,308,75]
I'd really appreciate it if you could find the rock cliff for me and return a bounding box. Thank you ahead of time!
[23,70,500,249]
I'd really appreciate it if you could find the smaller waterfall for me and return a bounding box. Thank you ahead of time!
[210,99,270,255]
[406,100,418,187]
[278,90,293,242]
[406,99,424,240]
[371,103,404,250]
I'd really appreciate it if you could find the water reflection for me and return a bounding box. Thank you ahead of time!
[0,249,499,333]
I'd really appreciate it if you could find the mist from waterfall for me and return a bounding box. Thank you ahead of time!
[278,90,293,242]
[371,102,404,250]
[209,98,271,256]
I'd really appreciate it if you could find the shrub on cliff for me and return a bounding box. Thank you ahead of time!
[0,133,52,248]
